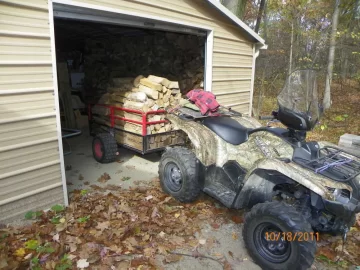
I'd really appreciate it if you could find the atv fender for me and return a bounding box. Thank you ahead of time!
[166,114,218,165]
[233,158,353,208]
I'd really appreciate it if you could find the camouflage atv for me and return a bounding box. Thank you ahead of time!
[158,70,360,270]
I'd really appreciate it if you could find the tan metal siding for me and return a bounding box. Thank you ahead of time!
[77,0,255,113]
[0,0,63,223]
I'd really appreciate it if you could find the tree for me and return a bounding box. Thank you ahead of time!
[255,0,266,33]
[323,0,341,110]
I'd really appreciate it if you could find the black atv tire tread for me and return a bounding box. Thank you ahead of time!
[243,201,316,270]
[159,147,201,203]
[93,133,118,163]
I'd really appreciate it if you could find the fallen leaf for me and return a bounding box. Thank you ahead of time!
[53,233,60,243]
[151,207,160,219]
[97,173,111,183]
[84,181,90,185]
[224,259,233,270]
[24,253,32,260]
[78,174,84,180]
[199,239,206,245]
[169,235,185,246]
[232,232,238,240]
[145,195,153,201]
[96,221,110,232]
[174,213,180,218]
[163,254,182,264]
[0,258,8,268]
[121,176,131,181]
[77,258,89,268]
[231,215,243,224]
[335,244,343,253]
[14,248,26,257]
[157,245,169,255]
[160,197,172,204]
[60,218,66,223]
[228,251,234,258]
[158,231,166,238]
[24,239,39,250]
[68,254,77,260]
[211,223,220,229]
[317,247,337,261]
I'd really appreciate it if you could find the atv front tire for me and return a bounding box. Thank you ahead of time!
[243,202,316,270]
[92,133,118,163]
[159,147,201,203]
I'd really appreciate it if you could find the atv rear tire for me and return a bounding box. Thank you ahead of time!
[243,202,316,270]
[92,133,118,163]
[159,147,201,203]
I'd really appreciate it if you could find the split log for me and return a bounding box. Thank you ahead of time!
[138,85,159,99]
[147,75,170,87]
[139,78,162,91]
[156,99,164,107]
[123,100,150,112]
[168,81,179,89]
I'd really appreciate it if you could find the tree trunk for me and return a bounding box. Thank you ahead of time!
[255,0,266,33]
[288,22,294,77]
[323,0,341,110]
[263,0,268,40]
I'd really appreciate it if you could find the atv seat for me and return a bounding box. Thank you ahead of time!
[202,116,249,145]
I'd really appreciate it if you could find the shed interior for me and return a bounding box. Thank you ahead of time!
[53,18,205,187]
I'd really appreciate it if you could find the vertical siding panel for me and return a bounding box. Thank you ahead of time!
[0,0,63,223]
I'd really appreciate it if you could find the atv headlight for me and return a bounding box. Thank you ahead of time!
[326,187,351,203]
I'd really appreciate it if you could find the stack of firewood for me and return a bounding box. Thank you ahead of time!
[92,75,183,135]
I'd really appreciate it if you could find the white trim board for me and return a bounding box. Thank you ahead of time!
[48,0,69,206]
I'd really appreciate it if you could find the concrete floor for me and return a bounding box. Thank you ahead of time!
[64,129,161,192]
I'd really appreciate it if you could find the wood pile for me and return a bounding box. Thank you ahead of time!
[83,31,205,101]
[92,75,182,135]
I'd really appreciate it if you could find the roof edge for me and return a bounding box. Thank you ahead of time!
[206,0,266,46]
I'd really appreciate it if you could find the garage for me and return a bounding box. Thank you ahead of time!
[0,0,265,222]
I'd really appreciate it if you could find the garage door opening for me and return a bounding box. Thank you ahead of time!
[53,16,206,191]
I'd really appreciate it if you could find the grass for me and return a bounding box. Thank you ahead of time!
[253,79,360,144]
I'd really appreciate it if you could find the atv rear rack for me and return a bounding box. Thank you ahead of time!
[294,146,360,182]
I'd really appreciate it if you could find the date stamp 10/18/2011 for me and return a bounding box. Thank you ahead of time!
[265,232,319,242]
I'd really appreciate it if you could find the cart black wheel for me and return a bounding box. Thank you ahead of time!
[243,202,316,270]
[92,133,118,163]
[159,147,201,203]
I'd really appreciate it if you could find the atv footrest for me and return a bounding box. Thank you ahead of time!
[203,182,236,208]
[293,146,360,182]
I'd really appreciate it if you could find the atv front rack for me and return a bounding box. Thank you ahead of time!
[294,146,360,182]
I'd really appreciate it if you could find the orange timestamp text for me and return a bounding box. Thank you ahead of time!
[265,232,319,242]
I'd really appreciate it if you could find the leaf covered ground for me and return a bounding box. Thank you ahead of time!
[1,178,360,270]
[0,180,243,270]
